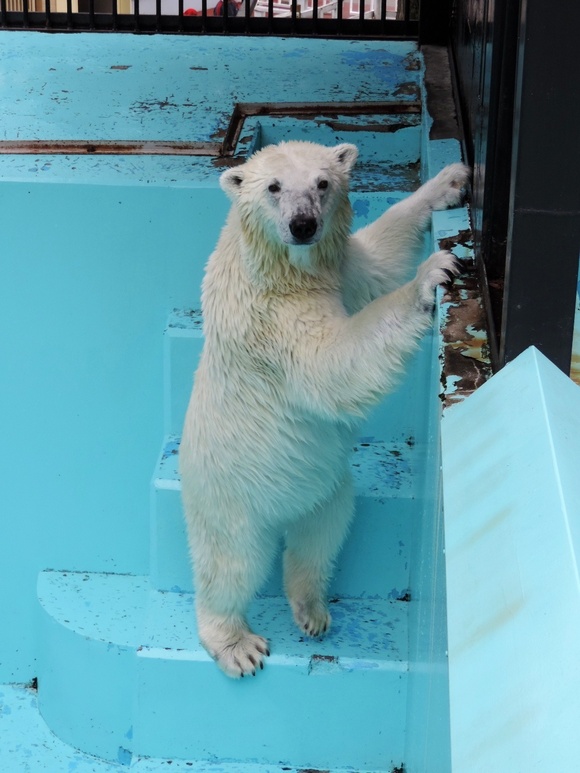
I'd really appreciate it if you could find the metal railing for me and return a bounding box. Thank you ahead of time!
[0,0,418,35]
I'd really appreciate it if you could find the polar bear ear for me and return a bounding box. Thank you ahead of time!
[333,143,358,174]
[220,167,245,199]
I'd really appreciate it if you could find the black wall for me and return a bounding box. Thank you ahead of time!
[449,0,580,372]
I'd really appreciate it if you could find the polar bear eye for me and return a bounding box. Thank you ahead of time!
[317,179,329,190]
[268,182,281,194]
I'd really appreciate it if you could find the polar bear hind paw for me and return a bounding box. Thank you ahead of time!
[213,632,270,678]
[291,599,332,638]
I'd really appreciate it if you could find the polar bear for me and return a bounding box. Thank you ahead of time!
[180,140,469,678]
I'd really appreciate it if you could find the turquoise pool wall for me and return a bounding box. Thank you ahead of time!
[0,32,428,684]
[1,180,223,681]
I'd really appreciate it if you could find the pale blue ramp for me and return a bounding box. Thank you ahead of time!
[442,346,580,772]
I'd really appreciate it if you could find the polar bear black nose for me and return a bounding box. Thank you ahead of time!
[289,215,318,242]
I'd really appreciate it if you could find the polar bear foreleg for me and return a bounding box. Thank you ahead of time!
[288,249,459,419]
[353,163,471,256]
[342,163,470,312]
[284,473,355,637]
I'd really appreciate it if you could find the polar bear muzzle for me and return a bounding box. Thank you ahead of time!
[289,214,318,244]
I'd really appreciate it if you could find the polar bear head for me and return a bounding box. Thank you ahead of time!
[220,141,358,274]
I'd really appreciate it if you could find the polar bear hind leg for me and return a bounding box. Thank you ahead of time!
[284,473,355,637]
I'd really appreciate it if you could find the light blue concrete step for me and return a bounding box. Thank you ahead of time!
[151,435,420,598]
[155,306,433,597]
[2,684,393,772]
[163,309,204,437]
[37,570,408,771]
[442,346,580,772]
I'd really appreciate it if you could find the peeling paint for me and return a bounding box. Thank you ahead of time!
[297,769,330,773]
[308,654,340,675]
[436,221,493,406]
[571,288,580,385]
[317,119,415,133]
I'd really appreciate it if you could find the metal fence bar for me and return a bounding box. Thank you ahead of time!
[419,0,450,44]
[0,0,418,34]
[451,0,580,373]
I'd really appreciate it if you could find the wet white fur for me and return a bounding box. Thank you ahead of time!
[179,141,470,678]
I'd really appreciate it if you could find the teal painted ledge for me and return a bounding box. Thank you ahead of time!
[442,346,580,771]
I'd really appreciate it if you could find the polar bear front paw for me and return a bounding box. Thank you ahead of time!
[423,163,471,211]
[290,598,331,638]
[416,250,460,309]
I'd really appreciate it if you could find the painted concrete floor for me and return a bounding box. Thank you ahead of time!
[0,32,421,187]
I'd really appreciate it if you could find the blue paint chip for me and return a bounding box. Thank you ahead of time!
[352,198,370,218]
[117,746,132,766]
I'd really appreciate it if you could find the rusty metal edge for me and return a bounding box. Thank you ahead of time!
[221,100,422,155]
[0,140,223,156]
[237,100,422,117]
[0,100,423,159]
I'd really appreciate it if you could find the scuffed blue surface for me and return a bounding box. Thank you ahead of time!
[340,46,420,94]
[0,32,419,186]
[38,570,408,662]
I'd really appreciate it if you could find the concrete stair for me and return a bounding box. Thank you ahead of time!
[37,570,408,769]
[33,305,426,771]
[30,102,439,773]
